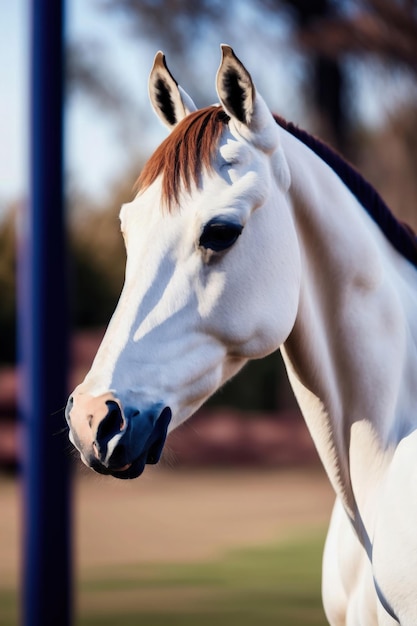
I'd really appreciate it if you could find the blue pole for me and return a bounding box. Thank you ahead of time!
[18,1,72,625]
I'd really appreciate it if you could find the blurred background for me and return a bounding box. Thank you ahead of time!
[1,1,417,624]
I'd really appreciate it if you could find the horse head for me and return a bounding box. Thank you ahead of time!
[66,46,301,478]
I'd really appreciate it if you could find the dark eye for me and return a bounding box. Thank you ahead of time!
[199,219,243,252]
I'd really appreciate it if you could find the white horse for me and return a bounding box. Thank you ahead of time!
[66,46,417,624]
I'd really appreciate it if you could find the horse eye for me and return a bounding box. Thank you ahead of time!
[199,220,243,252]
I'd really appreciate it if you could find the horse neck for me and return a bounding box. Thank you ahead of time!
[280,130,417,530]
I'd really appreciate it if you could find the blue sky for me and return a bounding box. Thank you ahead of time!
[1,0,146,212]
[0,2,28,208]
[0,0,148,212]
[2,1,416,218]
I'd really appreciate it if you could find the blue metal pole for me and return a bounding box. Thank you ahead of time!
[18,1,72,625]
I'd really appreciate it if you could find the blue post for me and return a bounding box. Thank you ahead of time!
[18,1,72,625]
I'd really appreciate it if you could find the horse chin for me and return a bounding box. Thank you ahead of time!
[109,456,147,480]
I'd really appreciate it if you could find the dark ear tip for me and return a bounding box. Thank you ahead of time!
[153,51,166,70]
[220,44,233,56]
[220,44,237,64]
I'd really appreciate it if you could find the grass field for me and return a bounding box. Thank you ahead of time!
[1,534,328,625]
[79,534,328,625]
[0,467,334,625]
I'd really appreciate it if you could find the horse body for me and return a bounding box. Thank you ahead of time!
[66,46,417,624]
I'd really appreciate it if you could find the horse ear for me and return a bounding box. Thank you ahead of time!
[149,51,197,129]
[216,45,255,126]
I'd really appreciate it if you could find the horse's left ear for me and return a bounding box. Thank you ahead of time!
[149,51,197,129]
[216,45,255,126]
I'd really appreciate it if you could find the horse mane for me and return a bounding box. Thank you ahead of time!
[274,115,417,269]
[136,106,229,209]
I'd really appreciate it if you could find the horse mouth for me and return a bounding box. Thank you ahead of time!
[89,448,157,480]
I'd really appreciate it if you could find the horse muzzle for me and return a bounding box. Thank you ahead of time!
[65,392,171,479]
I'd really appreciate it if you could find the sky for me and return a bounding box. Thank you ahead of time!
[0,0,146,213]
[1,1,416,218]
[0,0,145,213]
[0,2,28,209]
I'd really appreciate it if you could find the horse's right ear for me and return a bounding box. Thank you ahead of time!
[149,52,197,129]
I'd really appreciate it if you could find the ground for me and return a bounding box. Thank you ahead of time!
[1,465,333,580]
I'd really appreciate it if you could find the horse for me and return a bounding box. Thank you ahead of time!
[66,45,417,624]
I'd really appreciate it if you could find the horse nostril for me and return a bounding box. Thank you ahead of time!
[95,400,125,450]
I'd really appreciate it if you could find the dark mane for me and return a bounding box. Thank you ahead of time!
[136,106,229,209]
[275,115,417,269]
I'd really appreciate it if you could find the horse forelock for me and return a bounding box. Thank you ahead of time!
[136,106,230,210]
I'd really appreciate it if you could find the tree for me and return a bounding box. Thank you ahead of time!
[96,0,417,150]
[0,208,17,363]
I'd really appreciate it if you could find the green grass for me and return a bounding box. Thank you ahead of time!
[77,532,327,626]
[0,590,17,626]
[0,532,328,626]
